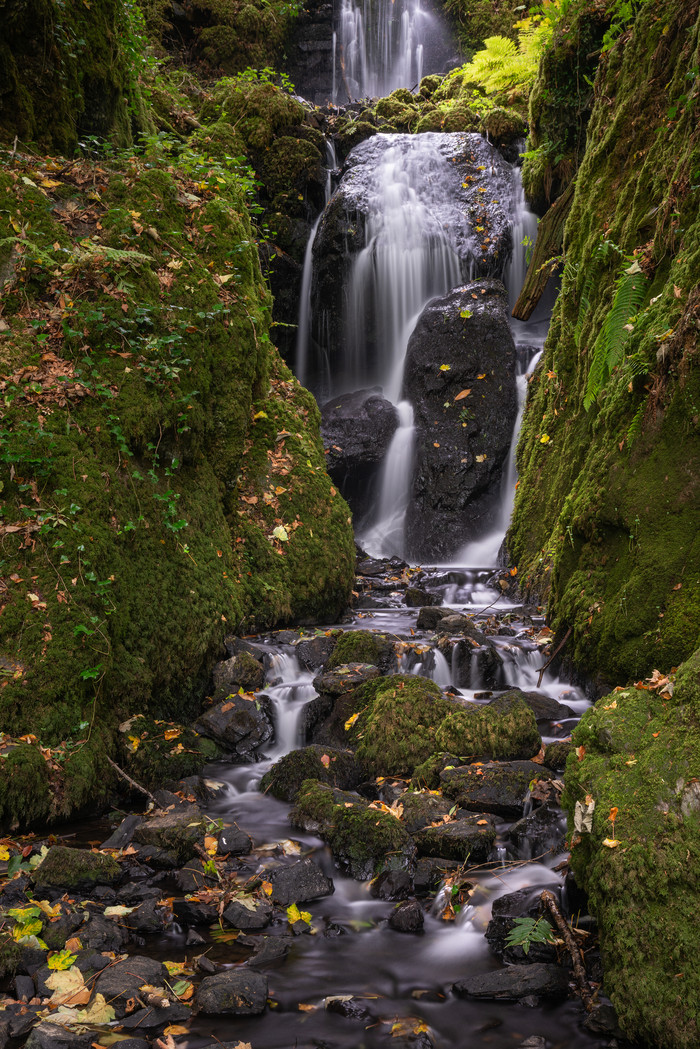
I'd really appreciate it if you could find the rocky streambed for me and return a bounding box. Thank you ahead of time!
[0,557,625,1049]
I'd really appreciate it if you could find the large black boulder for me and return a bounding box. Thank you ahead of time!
[402,279,517,560]
[321,388,399,517]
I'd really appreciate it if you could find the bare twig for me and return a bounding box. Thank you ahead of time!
[537,626,572,687]
[105,754,158,806]
[540,888,594,1011]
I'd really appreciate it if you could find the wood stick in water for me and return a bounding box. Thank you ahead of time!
[540,888,595,1012]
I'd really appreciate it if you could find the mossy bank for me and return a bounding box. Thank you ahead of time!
[509,0,700,687]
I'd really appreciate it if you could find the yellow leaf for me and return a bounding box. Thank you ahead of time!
[40,178,63,188]
[204,835,218,856]
[261,880,273,896]
[164,727,180,740]
[127,735,140,751]
[298,1003,317,1012]
[0,846,10,861]
[602,838,621,848]
[253,410,268,420]
[272,525,289,541]
[477,373,486,379]
[439,364,451,371]
[475,454,487,463]
[344,712,360,731]
[540,434,551,444]
[164,1026,191,1036]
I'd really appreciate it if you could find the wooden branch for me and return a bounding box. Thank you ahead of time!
[537,625,572,687]
[540,888,594,1012]
[105,754,159,807]
[512,179,576,321]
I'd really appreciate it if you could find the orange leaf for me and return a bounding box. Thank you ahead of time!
[454,389,471,401]
[320,753,331,768]
[576,745,586,761]
[608,807,618,822]
[163,728,180,741]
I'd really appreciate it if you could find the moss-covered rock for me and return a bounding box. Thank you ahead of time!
[291,779,415,880]
[563,649,700,1048]
[133,805,209,864]
[32,845,121,890]
[326,630,396,672]
[435,695,541,761]
[118,715,222,789]
[259,744,364,801]
[509,0,700,685]
[349,676,458,777]
[480,106,527,147]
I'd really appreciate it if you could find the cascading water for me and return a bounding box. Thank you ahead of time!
[334,0,429,101]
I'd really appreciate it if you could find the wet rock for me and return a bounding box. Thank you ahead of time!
[486,888,558,965]
[325,995,373,1021]
[494,688,575,722]
[218,822,253,856]
[13,974,35,1000]
[223,636,267,662]
[128,897,171,934]
[174,858,217,894]
[356,557,387,577]
[117,883,170,908]
[296,634,337,671]
[291,780,416,881]
[100,813,143,850]
[94,956,168,1017]
[448,637,505,689]
[260,745,365,802]
[583,1000,625,1038]
[173,899,219,927]
[212,651,265,693]
[132,845,180,869]
[416,606,448,630]
[370,869,413,900]
[42,911,85,950]
[405,587,439,607]
[240,934,293,966]
[133,805,208,864]
[413,857,464,895]
[25,1025,96,1049]
[120,1003,191,1030]
[195,969,268,1015]
[267,858,334,906]
[435,694,541,761]
[441,761,552,819]
[413,815,496,863]
[313,662,381,695]
[402,279,517,561]
[326,630,397,672]
[388,899,424,934]
[194,693,274,758]
[411,751,462,791]
[400,791,453,833]
[32,846,121,892]
[506,803,565,857]
[321,389,399,517]
[544,741,573,769]
[223,897,273,930]
[453,962,569,1000]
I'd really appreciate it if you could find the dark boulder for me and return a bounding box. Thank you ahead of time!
[388,899,424,934]
[321,388,399,516]
[212,651,265,693]
[506,803,565,858]
[266,858,334,905]
[195,969,268,1015]
[32,846,120,892]
[260,745,365,802]
[402,279,517,561]
[413,815,496,863]
[296,634,337,671]
[223,897,273,930]
[194,693,274,758]
[441,761,552,819]
[493,688,575,722]
[94,956,168,1018]
[313,663,381,696]
[133,805,208,864]
[453,962,569,1001]
[486,888,558,965]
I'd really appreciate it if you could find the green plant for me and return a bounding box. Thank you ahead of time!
[584,258,648,410]
[505,915,556,954]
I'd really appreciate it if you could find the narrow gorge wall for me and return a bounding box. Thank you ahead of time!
[509,0,700,688]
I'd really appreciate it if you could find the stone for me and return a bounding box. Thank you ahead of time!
[100,814,143,850]
[388,899,424,934]
[72,913,125,952]
[32,846,121,891]
[24,1025,96,1049]
[119,1003,191,1030]
[447,637,505,690]
[312,663,381,696]
[260,745,365,802]
[267,858,334,905]
[413,857,463,895]
[416,606,448,631]
[295,635,337,671]
[173,899,218,927]
[486,888,557,965]
[212,651,265,693]
[133,805,207,864]
[240,934,293,966]
[493,688,575,722]
[405,587,439,607]
[174,859,217,894]
[218,823,252,856]
[194,694,273,758]
[94,956,168,1018]
[321,389,399,518]
[400,791,453,833]
[441,761,552,819]
[369,869,413,900]
[453,963,569,1000]
[402,279,517,561]
[223,897,273,930]
[195,969,268,1015]
[506,803,565,858]
[413,815,497,863]
[543,741,573,769]
[128,898,171,934]
[435,693,541,761]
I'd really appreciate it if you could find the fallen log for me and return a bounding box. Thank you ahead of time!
[512,179,576,321]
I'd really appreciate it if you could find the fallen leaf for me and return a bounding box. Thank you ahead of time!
[320,753,331,768]
[602,838,621,848]
[439,364,451,371]
[272,525,289,542]
[454,389,471,400]
[344,712,360,731]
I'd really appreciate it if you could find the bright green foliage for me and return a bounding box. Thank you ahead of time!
[583,258,648,410]
[459,20,554,97]
[504,915,555,954]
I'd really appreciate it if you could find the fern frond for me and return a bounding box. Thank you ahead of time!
[584,261,648,409]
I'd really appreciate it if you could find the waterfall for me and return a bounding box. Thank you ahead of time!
[334,0,430,101]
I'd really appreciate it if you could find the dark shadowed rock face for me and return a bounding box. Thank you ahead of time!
[321,388,399,517]
[402,279,517,560]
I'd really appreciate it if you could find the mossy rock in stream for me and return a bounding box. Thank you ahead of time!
[291,779,416,880]
[434,695,541,761]
[260,745,365,802]
[326,630,396,673]
[32,845,121,891]
[563,647,700,1049]
[348,676,459,778]
[118,715,223,790]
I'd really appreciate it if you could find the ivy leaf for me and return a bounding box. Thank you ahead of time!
[48,949,78,970]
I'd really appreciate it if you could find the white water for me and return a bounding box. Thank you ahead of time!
[334,0,430,101]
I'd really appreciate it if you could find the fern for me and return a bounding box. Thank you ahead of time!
[626,404,644,445]
[459,8,558,96]
[584,260,648,410]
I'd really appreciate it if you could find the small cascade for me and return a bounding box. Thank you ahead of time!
[506,163,539,312]
[429,647,451,687]
[334,0,430,101]
[262,650,318,760]
[359,400,415,556]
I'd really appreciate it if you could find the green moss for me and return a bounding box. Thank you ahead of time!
[0,746,51,831]
[118,715,222,789]
[260,745,361,801]
[509,0,700,685]
[435,696,541,760]
[33,844,121,888]
[480,106,527,145]
[0,928,21,979]
[563,652,700,1048]
[350,676,457,777]
[326,630,394,671]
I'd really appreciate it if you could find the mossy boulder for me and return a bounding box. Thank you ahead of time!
[0,744,52,830]
[260,745,364,801]
[349,676,458,777]
[326,630,396,672]
[118,715,222,790]
[441,760,551,819]
[133,806,210,864]
[563,650,700,1049]
[291,779,416,880]
[32,845,121,891]
[435,695,541,761]
[413,815,497,863]
[480,106,527,146]
[212,651,265,693]
[411,751,462,790]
